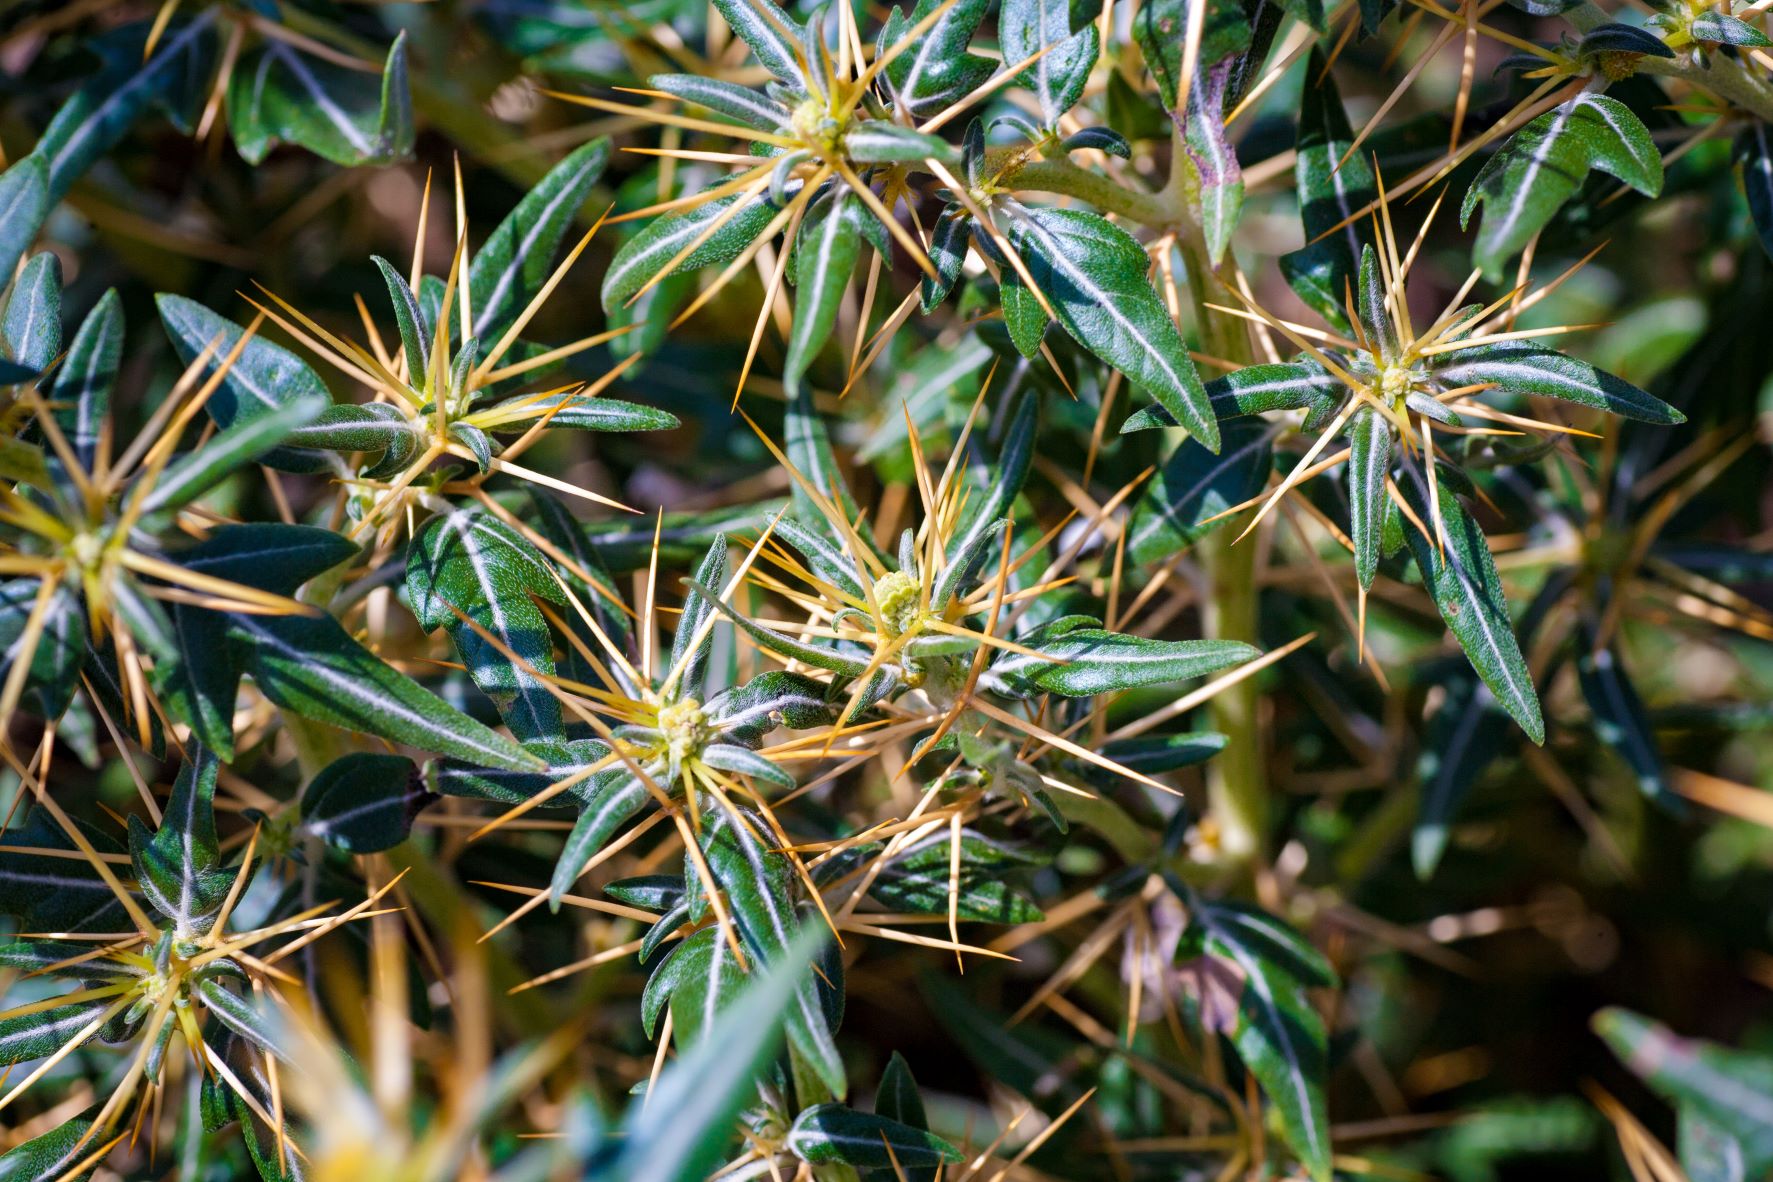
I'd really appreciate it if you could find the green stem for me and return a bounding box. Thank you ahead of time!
[1565,2,1773,123]
[994,154,1183,228]
[1176,227,1267,866]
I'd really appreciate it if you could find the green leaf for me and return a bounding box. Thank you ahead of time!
[0,1117,97,1182]
[688,579,871,677]
[666,537,729,701]
[706,670,839,747]
[51,288,124,470]
[695,802,845,1097]
[880,0,994,119]
[709,0,806,85]
[0,578,87,719]
[937,389,1038,606]
[1399,475,1544,744]
[643,925,743,1041]
[999,267,1049,358]
[1461,93,1662,279]
[481,390,678,434]
[842,121,958,164]
[470,137,610,341]
[1182,59,1243,265]
[1001,0,1099,129]
[1277,50,1373,327]
[1691,12,1772,46]
[156,295,335,432]
[142,394,328,516]
[989,626,1255,697]
[1345,407,1392,590]
[549,770,648,906]
[788,1103,963,1168]
[921,205,970,311]
[227,610,544,770]
[373,256,430,382]
[1576,629,1671,804]
[1577,22,1674,59]
[1186,896,1334,1182]
[195,978,292,1061]
[1432,340,1684,424]
[1008,206,1218,449]
[2,253,62,373]
[0,997,116,1066]
[1736,123,1773,260]
[0,808,132,933]
[407,507,568,742]
[302,752,427,853]
[1127,418,1271,565]
[1134,0,1250,109]
[226,32,413,166]
[129,750,229,935]
[875,1052,928,1128]
[31,17,215,200]
[1411,666,1511,878]
[1595,1009,1773,1180]
[603,927,828,1182]
[430,739,610,806]
[176,523,356,598]
[0,157,48,283]
[647,74,788,131]
[868,829,1045,923]
[602,185,777,310]
[785,185,864,394]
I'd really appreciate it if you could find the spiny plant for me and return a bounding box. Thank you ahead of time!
[3,0,1773,1180]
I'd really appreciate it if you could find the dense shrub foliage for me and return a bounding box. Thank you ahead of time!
[2,0,1772,1178]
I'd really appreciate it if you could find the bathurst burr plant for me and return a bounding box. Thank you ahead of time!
[3,0,1773,1179]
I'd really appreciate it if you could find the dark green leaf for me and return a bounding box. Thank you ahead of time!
[1399,475,1544,743]
[1432,340,1684,424]
[1128,418,1271,565]
[788,1103,963,1168]
[303,752,428,853]
[0,157,48,287]
[1009,206,1218,449]
[471,137,610,341]
[990,626,1254,697]
[2,253,62,373]
[51,288,124,470]
[1461,93,1662,279]
[227,33,413,166]
[1001,0,1099,128]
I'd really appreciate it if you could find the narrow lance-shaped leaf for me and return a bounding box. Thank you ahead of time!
[1182,58,1243,266]
[0,1117,96,1182]
[0,157,48,283]
[788,1104,963,1169]
[227,610,543,771]
[142,394,328,516]
[1594,1008,1773,1180]
[1346,408,1391,590]
[52,288,124,469]
[668,536,729,702]
[302,752,429,854]
[990,627,1255,698]
[1008,206,1219,450]
[1461,93,1662,279]
[471,137,610,341]
[603,186,778,310]
[648,74,788,132]
[1412,666,1512,878]
[880,0,994,119]
[1736,122,1773,261]
[156,295,336,435]
[1128,418,1272,565]
[602,931,830,1182]
[784,186,863,395]
[549,770,649,906]
[1278,51,1374,327]
[1001,0,1099,129]
[1400,474,1545,743]
[407,508,568,743]
[1185,895,1335,1182]
[710,0,806,85]
[1432,340,1684,424]
[2,253,62,373]
[226,32,413,166]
